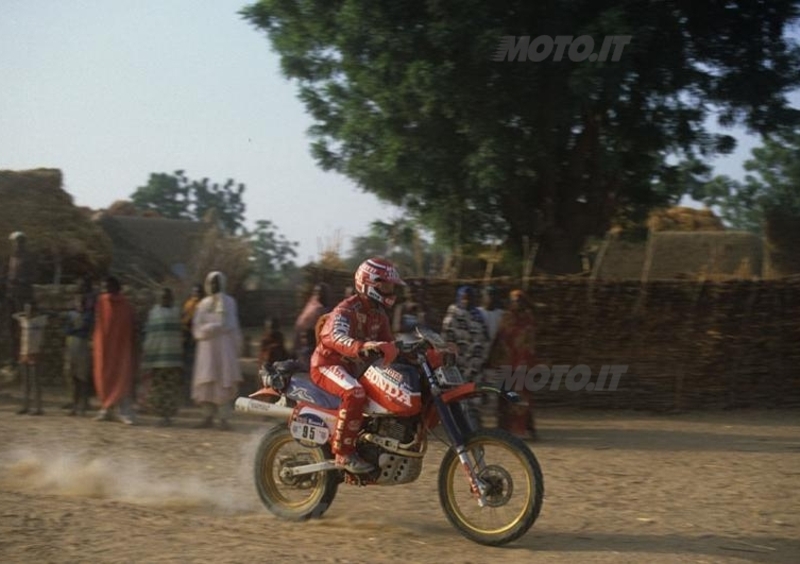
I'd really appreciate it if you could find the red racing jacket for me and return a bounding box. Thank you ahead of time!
[310,294,394,373]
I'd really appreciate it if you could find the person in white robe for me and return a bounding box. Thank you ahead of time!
[191,271,243,430]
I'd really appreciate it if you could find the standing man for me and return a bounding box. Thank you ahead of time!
[63,293,92,416]
[93,276,137,425]
[191,271,243,431]
[4,232,36,368]
[13,301,48,415]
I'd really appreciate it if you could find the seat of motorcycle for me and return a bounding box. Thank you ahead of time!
[285,373,341,410]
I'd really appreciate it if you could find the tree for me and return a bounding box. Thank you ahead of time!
[131,171,246,234]
[693,131,800,232]
[347,218,432,276]
[247,219,299,287]
[242,1,800,272]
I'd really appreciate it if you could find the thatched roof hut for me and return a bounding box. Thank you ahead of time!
[647,206,726,232]
[0,168,112,282]
[646,231,763,280]
[594,205,764,280]
[594,231,764,280]
[94,215,211,285]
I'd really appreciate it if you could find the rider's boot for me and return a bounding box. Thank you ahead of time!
[335,452,374,474]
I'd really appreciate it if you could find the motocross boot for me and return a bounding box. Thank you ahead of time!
[335,452,374,474]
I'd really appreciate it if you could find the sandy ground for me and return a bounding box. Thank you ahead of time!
[0,388,798,564]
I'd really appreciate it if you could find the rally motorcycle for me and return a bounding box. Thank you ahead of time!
[235,326,544,546]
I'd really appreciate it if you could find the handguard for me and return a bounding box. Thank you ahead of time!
[360,341,399,365]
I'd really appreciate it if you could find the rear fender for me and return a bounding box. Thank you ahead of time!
[249,387,282,401]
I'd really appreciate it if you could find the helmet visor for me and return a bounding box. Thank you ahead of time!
[377,281,396,295]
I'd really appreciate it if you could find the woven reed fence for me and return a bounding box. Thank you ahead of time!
[304,267,800,411]
[4,276,799,411]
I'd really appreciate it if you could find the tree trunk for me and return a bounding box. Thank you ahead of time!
[534,229,585,275]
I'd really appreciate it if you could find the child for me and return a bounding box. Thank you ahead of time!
[63,294,92,416]
[13,301,49,415]
[259,317,290,367]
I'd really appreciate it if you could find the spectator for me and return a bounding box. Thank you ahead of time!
[141,287,183,427]
[477,285,505,347]
[13,300,48,415]
[259,317,290,367]
[93,276,137,425]
[441,285,490,384]
[293,282,331,363]
[63,294,92,416]
[63,277,96,411]
[181,283,205,405]
[5,231,36,369]
[489,289,538,440]
[191,271,243,431]
[393,280,428,337]
[78,275,98,315]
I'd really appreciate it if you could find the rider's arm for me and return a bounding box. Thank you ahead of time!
[318,308,364,358]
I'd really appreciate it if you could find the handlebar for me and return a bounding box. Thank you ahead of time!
[358,338,427,361]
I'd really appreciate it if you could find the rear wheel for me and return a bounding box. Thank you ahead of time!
[438,428,544,546]
[254,424,338,520]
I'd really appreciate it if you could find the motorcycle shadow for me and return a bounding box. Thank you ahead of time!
[514,531,797,561]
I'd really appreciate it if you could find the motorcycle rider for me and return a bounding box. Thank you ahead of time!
[310,257,404,473]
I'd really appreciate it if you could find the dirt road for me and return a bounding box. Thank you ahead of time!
[0,391,798,563]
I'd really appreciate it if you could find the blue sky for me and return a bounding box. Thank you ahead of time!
[0,1,792,263]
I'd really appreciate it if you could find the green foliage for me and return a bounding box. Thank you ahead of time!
[693,131,800,232]
[346,218,433,276]
[246,219,299,287]
[242,0,800,272]
[131,170,246,234]
[131,170,299,286]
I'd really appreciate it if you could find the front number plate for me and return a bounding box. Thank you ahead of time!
[290,421,329,445]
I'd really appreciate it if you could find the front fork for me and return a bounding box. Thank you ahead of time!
[433,384,520,507]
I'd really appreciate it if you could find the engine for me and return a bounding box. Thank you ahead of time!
[357,416,424,485]
[371,416,417,443]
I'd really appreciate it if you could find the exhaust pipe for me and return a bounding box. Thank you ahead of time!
[235,397,293,419]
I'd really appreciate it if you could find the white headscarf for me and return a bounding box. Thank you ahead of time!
[204,271,227,313]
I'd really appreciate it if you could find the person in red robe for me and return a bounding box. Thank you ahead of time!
[489,289,538,440]
[92,276,137,425]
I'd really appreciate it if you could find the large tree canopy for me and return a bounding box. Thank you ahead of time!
[242,0,800,272]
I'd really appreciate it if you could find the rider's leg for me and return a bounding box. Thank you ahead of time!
[313,365,372,473]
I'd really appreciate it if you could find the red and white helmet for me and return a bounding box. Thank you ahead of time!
[354,257,406,308]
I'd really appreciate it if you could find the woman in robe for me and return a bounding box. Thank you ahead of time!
[93,276,137,425]
[489,289,538,440]
[191,271,243,431]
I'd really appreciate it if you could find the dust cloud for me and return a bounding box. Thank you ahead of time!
[0,435,265,514]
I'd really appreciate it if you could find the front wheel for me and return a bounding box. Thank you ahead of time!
[438,428,544,546]
[254,423,338,520]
